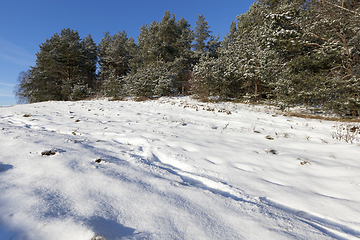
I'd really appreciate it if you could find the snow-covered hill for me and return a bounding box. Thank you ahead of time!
[0,97,359,240]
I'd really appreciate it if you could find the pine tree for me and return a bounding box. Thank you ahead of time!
[193,14,210,55]
[193,14,219,59]
[263,0,360,115]
[223,21,237,46]
[16,28,98,102]
[176,17,195,68]
[98,30,134,97]
[191,55,225,99]
[158,11,179,63]
[127,11,194,97]
[214,1,277,100]
[312,0,360,115]
[80,34,98,92]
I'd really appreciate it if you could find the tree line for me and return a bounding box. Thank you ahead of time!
[15,0,360,117]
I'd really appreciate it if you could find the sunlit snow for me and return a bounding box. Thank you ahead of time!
[0,97,359,240]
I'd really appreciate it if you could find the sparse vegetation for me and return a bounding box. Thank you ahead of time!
[266,149,278,155]
[300,160,311,166]
[41,150,56,156]
[332,124,360,144]
[265,135,274,140]
[91,235,106,240]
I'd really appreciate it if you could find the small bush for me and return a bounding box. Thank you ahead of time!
[70,84,91,101]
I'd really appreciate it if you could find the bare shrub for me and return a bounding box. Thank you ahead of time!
[332,124,360,144]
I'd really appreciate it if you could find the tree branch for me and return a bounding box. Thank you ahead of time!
[321,0,360,16]
[289,20,328,42]
[304,42,322,48]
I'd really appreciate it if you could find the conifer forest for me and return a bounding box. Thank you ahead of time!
[14,0,360,117]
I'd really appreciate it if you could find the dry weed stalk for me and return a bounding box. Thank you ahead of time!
[332,124,360,144]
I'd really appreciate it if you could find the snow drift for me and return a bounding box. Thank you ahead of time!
[0,97,359,239]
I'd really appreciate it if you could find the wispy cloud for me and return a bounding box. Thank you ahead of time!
[0,80,16,98]
[0,38,35,66]
[0,93,14,98]
[0,87,14,98]
[0,82,16,87]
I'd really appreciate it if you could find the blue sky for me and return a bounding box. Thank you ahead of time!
[0,0,255,105]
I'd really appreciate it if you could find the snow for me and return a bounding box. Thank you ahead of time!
[0,97,359,240]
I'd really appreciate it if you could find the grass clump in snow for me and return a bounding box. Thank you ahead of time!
[300,160,311,165]
[265,135,275,140]
[41,150,56,156]
[266,149,278,155]
[91,235,106,240]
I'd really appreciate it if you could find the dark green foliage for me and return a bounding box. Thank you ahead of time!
[193,14,220,59]
[124,11,194,97]
[15,28,98,103]
[191,55,225,98]
[98,30,135,97]
[123,61,179,97]
[136,11,194,66]
[191,0,359,117]
[14,6,360,117]
[265,0,360,116]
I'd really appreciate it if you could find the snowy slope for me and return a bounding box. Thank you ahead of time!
[0,97,359,240]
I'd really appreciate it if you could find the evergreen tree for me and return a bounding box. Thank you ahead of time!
[124,61,178,97]
[80,34,98,94]
[191,55,225,98]
[312,0,360,115]
[176,17,195,68]
[264,0,360,115]
[127,11,194,97]
[15,28,98,102]
[136,22,161,66]
[193,14,220,58]
[98,30,134,97]
[192,2,277,100]
[193,14,210,55]
[223,21,237,46]
[158,11,179,63]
